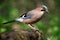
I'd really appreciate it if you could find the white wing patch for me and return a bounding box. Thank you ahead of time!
[15,18,23,22]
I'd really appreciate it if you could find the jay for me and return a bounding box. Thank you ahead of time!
[3,4,48,30]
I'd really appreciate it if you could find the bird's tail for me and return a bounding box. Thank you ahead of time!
[3,20,16,24]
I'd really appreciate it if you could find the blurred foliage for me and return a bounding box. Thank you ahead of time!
[0,0,60,40]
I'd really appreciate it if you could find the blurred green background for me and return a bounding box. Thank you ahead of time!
[0,0,60,40]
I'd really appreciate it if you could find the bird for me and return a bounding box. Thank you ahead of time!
[3,4,48,30]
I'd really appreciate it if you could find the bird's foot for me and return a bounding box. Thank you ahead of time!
[31,28,39,32]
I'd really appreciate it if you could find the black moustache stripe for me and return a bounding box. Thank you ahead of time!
[41,10,45,11]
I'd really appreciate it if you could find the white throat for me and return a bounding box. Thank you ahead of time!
[40,11,44,14]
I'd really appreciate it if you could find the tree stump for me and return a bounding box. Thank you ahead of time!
[1,24,44,40]
[1,29,44,40]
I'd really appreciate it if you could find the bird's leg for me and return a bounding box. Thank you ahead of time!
[31,24,39,30]
[28,24,39,30]
[28,24,36,30]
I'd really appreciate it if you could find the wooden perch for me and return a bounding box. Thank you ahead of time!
[1,24,44,40]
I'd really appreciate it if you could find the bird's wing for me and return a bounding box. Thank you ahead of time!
[19,12,27,17]
[19,12,31,19]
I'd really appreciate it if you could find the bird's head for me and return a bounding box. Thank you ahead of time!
[36,3,49,13]
[41,5,49,13]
